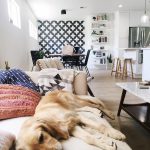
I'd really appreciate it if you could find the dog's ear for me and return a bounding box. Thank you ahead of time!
[39,121,69,140]
[38,131,44,144]
[49,123,69,140]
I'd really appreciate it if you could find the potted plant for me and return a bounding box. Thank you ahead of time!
[107,54,112,69]
[37,51,44,59]
[107,54,112,63]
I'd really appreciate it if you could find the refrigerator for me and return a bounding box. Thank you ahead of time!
[129,27,150,48]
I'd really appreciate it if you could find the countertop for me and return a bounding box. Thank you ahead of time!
[124,48,141,51]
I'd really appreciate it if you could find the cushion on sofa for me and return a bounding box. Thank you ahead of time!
[36,59,48,70]
[0,84,41,120]
[0,70,8,84]
[0,130,15,150]
[45,58,58,68]
[36,58,64,71]
[53,58,64,70]
[38,68,75,95]
[6,69,39,92]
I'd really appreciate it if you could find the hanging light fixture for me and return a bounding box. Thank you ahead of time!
[141,0,149,24]
[61,9,66,15]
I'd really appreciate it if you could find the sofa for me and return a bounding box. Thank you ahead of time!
[0,70,131,150]
[34,58,64,71]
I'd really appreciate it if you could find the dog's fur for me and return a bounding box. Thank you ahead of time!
[16,90,125,150]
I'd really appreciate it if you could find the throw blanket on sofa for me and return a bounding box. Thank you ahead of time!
[38,68,76,95]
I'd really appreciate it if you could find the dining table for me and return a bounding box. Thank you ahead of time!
[46,53,85,57]
[45,53,86,68]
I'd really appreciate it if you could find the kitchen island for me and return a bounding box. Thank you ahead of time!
[123,48,142,78]
[142,48,150,81]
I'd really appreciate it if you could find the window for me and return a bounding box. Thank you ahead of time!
[29,20,38,40]
[7,0,21,29]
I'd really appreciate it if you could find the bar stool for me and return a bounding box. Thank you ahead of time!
[111,58,121,77]
[121,58,134,79]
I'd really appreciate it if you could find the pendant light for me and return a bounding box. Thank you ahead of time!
[141,0,149,24]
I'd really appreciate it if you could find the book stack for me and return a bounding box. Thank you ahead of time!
[138,81,150,89]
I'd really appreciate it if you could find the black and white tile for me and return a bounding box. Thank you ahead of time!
[38,20,85,57]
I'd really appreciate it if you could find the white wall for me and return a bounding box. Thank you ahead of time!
[0,0,39,70]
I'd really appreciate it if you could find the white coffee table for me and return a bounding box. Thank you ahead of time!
[116,82,150,131]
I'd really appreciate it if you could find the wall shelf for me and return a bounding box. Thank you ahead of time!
[90,13,114,70]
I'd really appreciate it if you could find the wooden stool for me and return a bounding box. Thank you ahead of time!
[111,58,121,77]
[122,58,134,79]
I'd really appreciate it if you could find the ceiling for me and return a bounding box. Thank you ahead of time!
[26,0,150,20]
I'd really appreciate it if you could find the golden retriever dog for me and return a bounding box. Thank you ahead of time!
[16,90,125,150]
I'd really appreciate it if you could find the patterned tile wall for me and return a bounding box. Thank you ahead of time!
[38,20,85,57]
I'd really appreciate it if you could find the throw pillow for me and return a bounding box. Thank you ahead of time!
[0,84,41,120]
[45,58,58,68]
[38,69,75,95]
[7,69,39,92]
[36,59,48,70]
[53,58,64,70]
[0,130,15,150]
[0,70,8,84]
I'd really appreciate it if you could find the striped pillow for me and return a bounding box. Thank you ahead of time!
[0,70,8,84]
[7,69,39,92]
[0,84,41,120]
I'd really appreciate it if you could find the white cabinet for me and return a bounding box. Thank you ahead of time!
[142,48,150,81]
[90,50,110,70]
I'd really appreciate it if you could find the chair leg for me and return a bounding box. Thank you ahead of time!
[130,59,134,79]
[87,84,94,97]
[85,66,91,77]
[31,65,34,71]
[111,58,115,76]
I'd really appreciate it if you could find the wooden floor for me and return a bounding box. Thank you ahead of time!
[89,69,150,150]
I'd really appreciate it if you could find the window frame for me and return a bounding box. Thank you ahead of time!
[7,0,21,29]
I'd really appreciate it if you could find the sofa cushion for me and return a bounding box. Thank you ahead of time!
[45,58,58,68]
[0,130,15,150]
[6,69,39,92]
[0,84,41,120]
[36,58,64,71]
[53,58,64,70]
[38,69,74,95]
[36,59,48,70]
[0,70,8,84]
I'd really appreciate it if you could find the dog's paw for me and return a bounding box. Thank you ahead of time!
[105,128,126,140]
[95,138,117,150]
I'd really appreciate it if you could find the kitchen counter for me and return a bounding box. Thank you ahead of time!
[124,48,140,51]
[141,48,150,81]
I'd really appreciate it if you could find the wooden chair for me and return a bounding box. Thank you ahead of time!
[111,58,122,77]
[121,58,134,79]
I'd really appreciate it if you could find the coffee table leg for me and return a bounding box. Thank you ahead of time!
[117,89,127,116]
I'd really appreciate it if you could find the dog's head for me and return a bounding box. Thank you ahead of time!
[16,118,64,150]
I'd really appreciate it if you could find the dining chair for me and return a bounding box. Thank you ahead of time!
[62,55,79,69]
[78,49,91,77]
[30,50,44,70]
[74,47,80,54]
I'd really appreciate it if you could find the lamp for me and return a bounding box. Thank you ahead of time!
[61,9,66,15]
[141,0,149,24]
